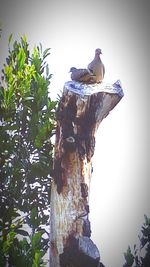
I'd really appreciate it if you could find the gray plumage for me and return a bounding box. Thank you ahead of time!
[69,67,97,84]
[87,48,105,83]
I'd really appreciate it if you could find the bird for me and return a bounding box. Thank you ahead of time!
[87,48,105,83]
[69,67,97,84]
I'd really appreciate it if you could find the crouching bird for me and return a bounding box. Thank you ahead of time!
[69,67,97,84]
[87,48,105,83]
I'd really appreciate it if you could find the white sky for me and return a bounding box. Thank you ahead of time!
[0,1,150,266]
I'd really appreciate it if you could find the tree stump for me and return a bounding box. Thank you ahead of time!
[50,80,124,267]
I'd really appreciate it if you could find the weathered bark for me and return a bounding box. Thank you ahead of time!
[50,81,124,267]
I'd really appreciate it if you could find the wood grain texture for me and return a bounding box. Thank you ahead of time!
[50,87,122,267]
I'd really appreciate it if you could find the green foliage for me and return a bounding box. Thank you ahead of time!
[0,228,47,267]
[0,35,57,266]
[123,246,134,267]
[123,215,150,267]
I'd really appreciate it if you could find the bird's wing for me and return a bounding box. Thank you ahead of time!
[71,68,97,83]
[87,60,94,73]
[77,68,90,78]
[103,64,105,78]
[71,68,89,80]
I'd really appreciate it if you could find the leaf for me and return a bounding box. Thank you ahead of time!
[140,237,148,248]
[15,229,29,236]
[144,214,148,224]
[22,34,27,44]
[34,251,41,265]
[24,96,34,101]
[43,48,51,59]
[124,246,134,267]
[33,47,38,58]
[29,207,41,229]
[17,47,26,70]
[39,42,42,54]
[8,33,13,45]
[46,64,49,77]
[31,232,43,249]
[34,124,48,148]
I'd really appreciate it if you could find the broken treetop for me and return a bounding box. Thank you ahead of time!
[64,80,124,98]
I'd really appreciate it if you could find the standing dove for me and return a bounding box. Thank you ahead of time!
[69,67,97,84]
[87,48,105,83]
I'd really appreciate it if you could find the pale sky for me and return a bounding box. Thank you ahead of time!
[0,1,150,266]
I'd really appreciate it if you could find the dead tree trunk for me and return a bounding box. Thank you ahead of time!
[50,81,124,267]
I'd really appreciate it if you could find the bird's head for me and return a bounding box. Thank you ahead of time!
[69,67,77,73]
[95,48,102,55]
